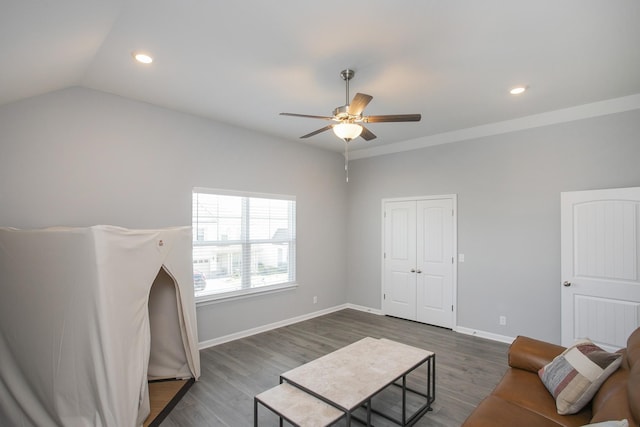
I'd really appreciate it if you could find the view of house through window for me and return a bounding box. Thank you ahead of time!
[192,188,296,299]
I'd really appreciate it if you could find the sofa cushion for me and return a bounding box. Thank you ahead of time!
[538,339,623,415]
[590,363,636,425]
[492,368,592,426]
[462,395,563,427]
[627,363,640,427]
[626,329,640,425]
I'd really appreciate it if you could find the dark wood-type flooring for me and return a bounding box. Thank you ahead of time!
[162,309,509,426]
[145,379,194,427]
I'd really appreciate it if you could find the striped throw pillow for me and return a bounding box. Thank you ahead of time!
[538,339,622,415]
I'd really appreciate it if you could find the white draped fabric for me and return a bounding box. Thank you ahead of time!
[0,226,201,426]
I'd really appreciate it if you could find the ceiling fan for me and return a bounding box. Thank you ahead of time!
[280,69,422,143]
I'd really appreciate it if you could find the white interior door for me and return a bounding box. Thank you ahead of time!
[416,199,454,328]
[383,196,456,329]
[383,201,417,320]
[561,187,640,351]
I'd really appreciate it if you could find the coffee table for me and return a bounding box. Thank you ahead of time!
[279,337,435,426]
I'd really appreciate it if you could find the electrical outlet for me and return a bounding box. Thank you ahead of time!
[313,296,317,304]
[499,315,507,326]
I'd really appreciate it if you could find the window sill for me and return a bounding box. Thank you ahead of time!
[195,283,298,307]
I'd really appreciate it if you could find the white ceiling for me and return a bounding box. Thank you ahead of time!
[2,1,640,154]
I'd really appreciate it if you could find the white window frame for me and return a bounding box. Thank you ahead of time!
[192,187,297,304]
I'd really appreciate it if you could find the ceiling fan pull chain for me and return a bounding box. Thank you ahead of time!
[345,141,349,182]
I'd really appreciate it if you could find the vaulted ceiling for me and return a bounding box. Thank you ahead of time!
[2,1,640,155]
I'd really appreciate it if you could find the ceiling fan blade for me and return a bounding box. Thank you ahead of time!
[300,125,334,139]
[280,113,334,120]
[359,126,377,141]
[364,114,421,123]
[348,93,373,116]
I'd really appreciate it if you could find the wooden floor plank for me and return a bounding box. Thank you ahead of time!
[163,309,509,426]
[145,379,193,427]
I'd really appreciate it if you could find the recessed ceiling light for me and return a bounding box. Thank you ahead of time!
[510,86,526,95]
[132,52,153,64]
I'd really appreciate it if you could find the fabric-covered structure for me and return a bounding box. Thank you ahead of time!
[0,225,201,426]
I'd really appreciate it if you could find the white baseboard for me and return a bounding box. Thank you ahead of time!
[344,303,383,315]
[354,308,514,345]
[456,326,515,344]
[198,304,514,350]
[198,304,350,350]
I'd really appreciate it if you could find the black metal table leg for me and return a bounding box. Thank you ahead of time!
[254,397,258,427]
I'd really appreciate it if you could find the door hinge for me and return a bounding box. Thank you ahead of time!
[451,305,454,311]
[384,293,386,300]
[452,256,454,264]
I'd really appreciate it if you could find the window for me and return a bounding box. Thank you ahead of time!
[192,188,296,301]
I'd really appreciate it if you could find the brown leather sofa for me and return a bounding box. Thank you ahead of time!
[462,327,640,426]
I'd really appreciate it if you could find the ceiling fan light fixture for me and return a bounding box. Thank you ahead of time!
[333,122,362,141]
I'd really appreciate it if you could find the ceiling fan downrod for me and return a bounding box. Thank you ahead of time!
[340,69,355,106]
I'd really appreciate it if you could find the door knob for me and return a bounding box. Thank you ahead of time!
[563,281,571,287]
[410,269,416,273]
[416,269,422,274]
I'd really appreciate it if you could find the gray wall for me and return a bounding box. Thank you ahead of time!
[0,87,349,343]
[3,86,639,345]
[346,109,640,343]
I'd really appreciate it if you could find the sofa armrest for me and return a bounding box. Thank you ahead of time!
[508,336,566,373]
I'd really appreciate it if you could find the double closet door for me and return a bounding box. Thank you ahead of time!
[383,196,456,329]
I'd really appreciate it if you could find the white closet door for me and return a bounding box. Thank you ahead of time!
[416,199,454,328]
[383,201,417,320]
